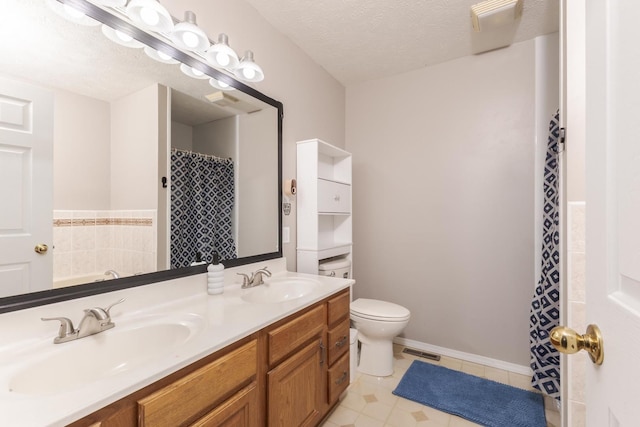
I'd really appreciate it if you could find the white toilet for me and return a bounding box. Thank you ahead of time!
[350,298,411,377]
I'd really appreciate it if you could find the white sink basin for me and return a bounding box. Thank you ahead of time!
[241,277,320,304]
[7,314,203,395]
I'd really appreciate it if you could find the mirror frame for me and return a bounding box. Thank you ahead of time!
[0,0,283,313]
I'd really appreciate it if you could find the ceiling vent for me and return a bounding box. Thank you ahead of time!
[470,0,523,32]
[205,91,240,107]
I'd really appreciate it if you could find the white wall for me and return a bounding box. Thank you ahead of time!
[237,109,279,257]
[110,85,160,210]
[53,89,110,210]
[192,116,237,158]
[346,39,539,366]
[170,121,193,151]
[162,0,346,270]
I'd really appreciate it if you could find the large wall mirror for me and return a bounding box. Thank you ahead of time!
[0,0,283,312]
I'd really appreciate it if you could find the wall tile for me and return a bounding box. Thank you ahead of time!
[569,251,586,302]
[53,227,72,252]
[569,352,587,402]
[53,209,156,282]
[569,202,585,252]
[569,401,586,427]
[570,301,587,335]
[567,201,586,409]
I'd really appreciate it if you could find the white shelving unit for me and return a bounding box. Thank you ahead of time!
[296,139,352,275]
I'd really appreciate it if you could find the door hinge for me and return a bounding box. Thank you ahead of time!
[557,127,566,153]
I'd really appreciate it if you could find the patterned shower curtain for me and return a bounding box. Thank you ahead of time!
[529,110,561,400]
[170,149,237,268]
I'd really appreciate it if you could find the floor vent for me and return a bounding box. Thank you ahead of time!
[402,348,441,361]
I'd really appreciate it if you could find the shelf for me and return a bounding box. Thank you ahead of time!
[318,177,351,186]
[298,244,351,261]
[297,138,352,275]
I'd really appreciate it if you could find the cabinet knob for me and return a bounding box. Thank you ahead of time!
[335,336,348,348]
[335,371,348,385]
[334,195,340,202]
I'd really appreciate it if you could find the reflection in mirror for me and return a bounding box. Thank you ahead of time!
[0,0,282,309]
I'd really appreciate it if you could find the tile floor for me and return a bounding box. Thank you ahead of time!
[320,345,561,427]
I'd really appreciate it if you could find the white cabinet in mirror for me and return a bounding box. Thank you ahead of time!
[0,0,282,308]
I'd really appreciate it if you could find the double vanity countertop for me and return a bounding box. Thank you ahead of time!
[0,258,353,426]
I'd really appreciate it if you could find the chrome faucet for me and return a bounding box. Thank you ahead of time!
[41,298,125,344]
[104,269,120,279]
[237,267,272,288]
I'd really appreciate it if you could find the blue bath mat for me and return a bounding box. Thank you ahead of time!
[393,360,546,427]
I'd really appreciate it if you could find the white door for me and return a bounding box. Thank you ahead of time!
[582,1,640,425]
[0,76,53,297]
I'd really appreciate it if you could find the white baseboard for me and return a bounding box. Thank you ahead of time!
[393,337,532,376]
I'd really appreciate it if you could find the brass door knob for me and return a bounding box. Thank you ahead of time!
[550,324,604,365]
[34,243,48,254]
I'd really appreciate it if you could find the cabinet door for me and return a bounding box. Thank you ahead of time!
[267,338,323,427]
[191,383,258,427]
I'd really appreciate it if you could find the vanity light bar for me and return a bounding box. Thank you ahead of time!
[60,0,264,82]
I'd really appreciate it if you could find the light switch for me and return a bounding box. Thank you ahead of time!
[283,227,290,244]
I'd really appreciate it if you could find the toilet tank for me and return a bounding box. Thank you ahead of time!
[318,258,351,279]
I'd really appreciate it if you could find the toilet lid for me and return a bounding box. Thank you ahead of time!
[350,298,411,321]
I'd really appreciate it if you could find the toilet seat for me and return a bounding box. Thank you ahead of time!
[350,298,410,322]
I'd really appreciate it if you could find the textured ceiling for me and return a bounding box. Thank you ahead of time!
[244,0,560,86]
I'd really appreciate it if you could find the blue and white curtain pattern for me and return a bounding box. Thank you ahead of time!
[529,110,561,400]
[170,149,237,268]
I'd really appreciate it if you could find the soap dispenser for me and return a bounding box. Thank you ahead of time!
[207,251,225,295]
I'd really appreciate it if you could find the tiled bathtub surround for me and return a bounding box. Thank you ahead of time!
[567,202,586,425]
[53,210,157,286]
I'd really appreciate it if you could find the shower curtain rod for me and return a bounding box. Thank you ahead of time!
[171,147,232,162]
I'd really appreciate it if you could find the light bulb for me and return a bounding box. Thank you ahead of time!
[63,4,85,19]
[182,32,199,49]
[115,30,133,42]
[242,68,256,80]
[157,51,171,61]
[191,67,204,77]
[140,8,160,26]
[217,80,229,88]
[216,52,230,67]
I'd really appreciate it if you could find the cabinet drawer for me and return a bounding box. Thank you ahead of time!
[327,352,350,404]
[268,304,326,366]
[327,317,350,366]
[327,289,350,327]
[138,340,257,427]
[318,179,351,213]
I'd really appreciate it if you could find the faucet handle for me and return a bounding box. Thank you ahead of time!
[104,298,125,316]
[237,273,250,287]
[256,266,271,276]
[41,317,75,339]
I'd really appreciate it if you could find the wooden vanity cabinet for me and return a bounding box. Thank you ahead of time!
[68,288,350,427]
